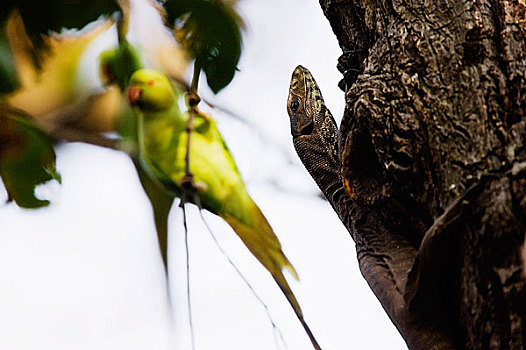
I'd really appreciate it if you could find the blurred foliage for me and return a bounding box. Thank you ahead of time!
[6,14,115,125]
[99,39,142,91]
[164,0,243,93]
[0,0,245,208]
[0,26,19,94]
[0,0,119,49]
[0,108,60,208]
[0,0,118,94]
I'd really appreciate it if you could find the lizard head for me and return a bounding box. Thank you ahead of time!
[287,65,324,138]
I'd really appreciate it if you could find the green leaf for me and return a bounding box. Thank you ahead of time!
[114,40,143,91]
[164,0,242,93]
[2,0,119,49]
[100,39,143,91]
[0,109,61,208]
[0,21,19,94]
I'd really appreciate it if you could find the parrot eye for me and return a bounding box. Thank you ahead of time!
[147,79,155,86]
[290,99,300,112]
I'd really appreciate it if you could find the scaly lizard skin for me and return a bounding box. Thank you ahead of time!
[286,65,353,234]
[286,66,458,350]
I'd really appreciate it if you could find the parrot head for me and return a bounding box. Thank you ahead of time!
[126,69,175,112]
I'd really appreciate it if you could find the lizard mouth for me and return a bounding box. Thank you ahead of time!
[299,121,314,136]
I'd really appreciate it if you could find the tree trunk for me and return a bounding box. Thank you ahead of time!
[316,0,526,348]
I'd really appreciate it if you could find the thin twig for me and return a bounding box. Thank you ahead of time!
[181,200,196,350]
[116,0,130,44]
[6,99,121,151]
[201,98,251,126]
[167,74,191,92]
[178,60,202,350]
[181,61,202,189]
[190,188,287,349]
[184,112,195,181]
[198,209,288,350]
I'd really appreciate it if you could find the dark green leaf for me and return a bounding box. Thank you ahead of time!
[162,0,193,22]
[100,39,143,91]
[0,109,61,208]
[2,0,119,49]
[164,0,242,93]
[0,22,19,94]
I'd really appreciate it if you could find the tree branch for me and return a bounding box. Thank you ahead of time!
[313,0,526,348]
[49,127,118,149]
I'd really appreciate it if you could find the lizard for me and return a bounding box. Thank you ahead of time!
[286,65,462,349]
[286,65,354,234]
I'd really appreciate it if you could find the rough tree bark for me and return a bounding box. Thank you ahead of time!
[314,0,526,349]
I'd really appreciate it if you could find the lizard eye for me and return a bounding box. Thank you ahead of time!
[290,99,300,112]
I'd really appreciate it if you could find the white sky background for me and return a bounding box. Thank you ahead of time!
[0,0,406,349]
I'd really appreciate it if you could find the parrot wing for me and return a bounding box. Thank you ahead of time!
[192,116,321,349]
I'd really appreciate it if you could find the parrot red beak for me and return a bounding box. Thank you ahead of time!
[126,85,142,105]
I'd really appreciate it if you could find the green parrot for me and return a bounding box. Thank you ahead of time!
[126,69,321,349]
[98,44,176,275]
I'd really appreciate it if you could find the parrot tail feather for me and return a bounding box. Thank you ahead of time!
[283,259,299,281]
[273,273,322,350]
[224,204,321,349]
